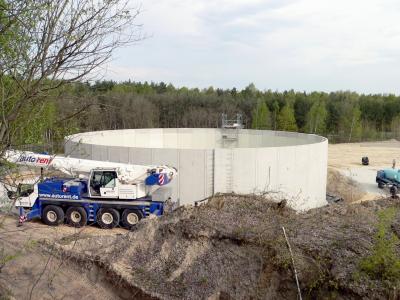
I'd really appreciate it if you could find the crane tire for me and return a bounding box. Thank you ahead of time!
[96,208,120,229]
[42,205,64,226]
[66,206,87,227]
[121,209,143,229]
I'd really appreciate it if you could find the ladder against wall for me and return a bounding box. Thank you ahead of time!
[221,113,243,148]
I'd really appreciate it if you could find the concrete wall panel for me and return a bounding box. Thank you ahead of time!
[205,150,214,197]
[292,145,311,209]
[128,148,152,165]
[120,131,135,147]
[107,146,129,163]
[231,149,257,194]
[91,145,109,161]
[254,147,279,193]
[178,150,206,204]
[176,129,195,149]
[65,141,79,158]
[214,149,232,194]
[276,147,297,196]
[77,143,92,160]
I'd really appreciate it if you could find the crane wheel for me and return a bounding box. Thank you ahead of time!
[121,209,143,229]
[66,207,87,227]
[96,208,120,229]
[42,205,64,226]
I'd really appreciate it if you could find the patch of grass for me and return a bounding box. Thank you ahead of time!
[268,236,292,270]
[24,239,38,250]
[358,207,400,283]
[0,248,21,272]
[199,276,208,285]
[0,286,14,300]
[0,253,19,267]
[58,233,91,245]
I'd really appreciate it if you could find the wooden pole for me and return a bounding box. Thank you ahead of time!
[282,226,302,300]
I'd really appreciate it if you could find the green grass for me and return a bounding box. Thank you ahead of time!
[359,207,400,283]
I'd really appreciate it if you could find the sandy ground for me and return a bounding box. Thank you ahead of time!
[328,139,400,202]
[0,215,126,299]
[329,139,400,169]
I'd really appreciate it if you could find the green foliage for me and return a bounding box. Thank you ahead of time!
[243,83,258,98]
[361,120,379,141]
[359,207,400,283]
[0,248,21,271]
[0,0,141,151]
[391,115,400,139]
[47,82,400,145]
[294,94,311,130]
[18,101,56,145]
[271,100,280,130]
[251,101,271,129]
[331,92,362,142]
[277,105,298,131]
[305,93,327,134]
[7,79,400,149]
[347,104,362,142]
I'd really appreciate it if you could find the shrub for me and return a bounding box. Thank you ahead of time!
[359,207,400,282]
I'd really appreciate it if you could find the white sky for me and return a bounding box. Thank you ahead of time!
[105,0,400,94]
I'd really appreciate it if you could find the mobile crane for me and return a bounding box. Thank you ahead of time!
[6,151,177,229]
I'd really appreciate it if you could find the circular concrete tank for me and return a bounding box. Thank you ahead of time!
[65,128,328,210]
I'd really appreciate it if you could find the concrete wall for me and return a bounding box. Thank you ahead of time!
[65,128,328,210]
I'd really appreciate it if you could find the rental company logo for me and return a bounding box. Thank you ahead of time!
[39,193,79,200]
[17,154,53,166]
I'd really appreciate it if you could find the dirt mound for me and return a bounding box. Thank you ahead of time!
[327,168,366,202]
[45,194,400,299]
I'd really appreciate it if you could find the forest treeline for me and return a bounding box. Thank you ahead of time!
[16,80,400,150]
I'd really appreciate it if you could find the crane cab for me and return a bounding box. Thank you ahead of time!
[87,168,148,200]
[88,168,119,198]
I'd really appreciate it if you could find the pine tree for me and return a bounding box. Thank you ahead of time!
[348,105,362,142]
[277,105,298,131]
[391,115,400,139]
[272,100,280,130]
[251,101,271,129]
[337,93,362,142]
[305,99,327,134]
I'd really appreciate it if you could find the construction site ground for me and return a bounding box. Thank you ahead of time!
[328,139,400,202]
[0,216,126,299]
[1,140,400,299]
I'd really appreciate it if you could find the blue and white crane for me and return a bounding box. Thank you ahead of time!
[5,151,177,229]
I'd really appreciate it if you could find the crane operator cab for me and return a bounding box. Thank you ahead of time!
[89,169,118,198]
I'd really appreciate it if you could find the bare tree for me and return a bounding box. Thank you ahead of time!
[0,0,142,149]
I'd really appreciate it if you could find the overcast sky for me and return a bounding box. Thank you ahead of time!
[105,0,400,94]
